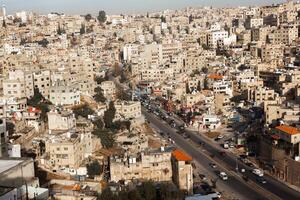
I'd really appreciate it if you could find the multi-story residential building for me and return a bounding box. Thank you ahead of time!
[207,30,228,47]
[114,101,142,121]
[46,131,93,170]
[49,80,80,106]
[245,17,263,29]
[270,24,298,45]
[212,80,233,97]
[171,149,193,194]
[3,79,26,98]
[33,70,51,99]
[247,87,279,106]
[0,97,27,119]
[48,109,76,131]
[110,147,173,183]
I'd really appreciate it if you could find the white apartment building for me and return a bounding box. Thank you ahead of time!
[49,81,81,106]
[123,44,139,62]
[207,31,229,47]
[3,79,26,99]
[48,109,76,131]
[212,81,233,97]
[0,97,27,119]
[245,17,263,29]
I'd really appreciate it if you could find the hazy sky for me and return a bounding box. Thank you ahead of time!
[4,0,284,15]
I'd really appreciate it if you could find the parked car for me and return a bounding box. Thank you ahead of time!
[199,174,207,180]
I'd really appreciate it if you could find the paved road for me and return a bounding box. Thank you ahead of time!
[109,72,300,200]
[142,100,300,200]
[143,109,269,200]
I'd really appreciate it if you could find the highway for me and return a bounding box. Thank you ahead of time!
[142,107,300,200]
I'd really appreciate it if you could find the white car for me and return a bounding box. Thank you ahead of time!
[217,135,224,139]
[252,169,264,177]
[219,172,228,180]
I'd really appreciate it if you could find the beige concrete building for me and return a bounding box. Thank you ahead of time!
[110,147,173,183]
[50,80,81,106]
[114,101,142,121]
[171,149,193,194]
[247,87,279,106]
[100,81,116,100]
[46,131,93,170]
[48,109,76,131]
[270,24,298,45]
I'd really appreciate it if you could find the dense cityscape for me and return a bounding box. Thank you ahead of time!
[1,0,300,200]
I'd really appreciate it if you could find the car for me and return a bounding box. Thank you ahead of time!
[256,177,267,184]
[214,137,221,142]
[219,151,226,156]
[252,169,264,177]
[199,174,207,180]
[219,172,228,180]
[217,135,224,139]
[209,163,217,168]
[246,162,254,167]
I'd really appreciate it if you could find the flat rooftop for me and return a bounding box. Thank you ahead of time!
[0,159,23,174]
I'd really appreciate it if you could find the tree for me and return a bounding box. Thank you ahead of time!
[95,76,106,84]
[203,78,209,89]
[86,161,102,177]
[197,80,201,91]
[188,15,193,24]
[97,10,107,23]
[113,62,121,77]
[37,38,49,48]
[119,72,127,83]
[138,181,157,200]
[93,118,104,129]
[98,188,118,200]
[27,88,51,121]
[158,183,184,200]
[2,20,6,28]
[103,101,116,128]
[185,82,190,94]
[128,189,142,200]
[57,24,66,35]
[6,121,15,136]
[80,23,86,35]
[28,88,44,106]
[85,14,92,21]
[93,129,115,148]
[161,15,166,23]
[72,104,95,118]
[94,87,106,103]
[201,44,209,50]
[201,67,208,74]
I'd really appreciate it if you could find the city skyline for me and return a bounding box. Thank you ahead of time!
[4,0,284,15]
